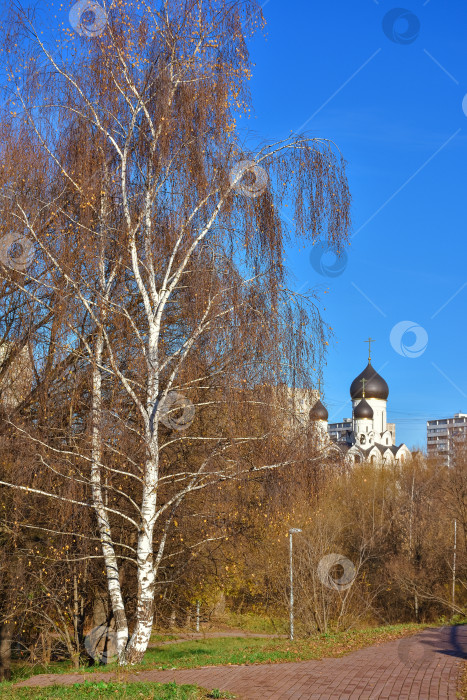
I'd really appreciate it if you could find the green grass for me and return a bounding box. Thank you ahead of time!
[0,680,205,700]
[140,623,428,669]
[217,612,288,635]
[149,633,179,643]
[9,622,430,684]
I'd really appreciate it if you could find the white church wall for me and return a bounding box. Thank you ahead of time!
[355,418,373,446]
[352,397,387,435]
[380,429,393,447]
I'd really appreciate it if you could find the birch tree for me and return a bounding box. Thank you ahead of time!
[0,0,351,664]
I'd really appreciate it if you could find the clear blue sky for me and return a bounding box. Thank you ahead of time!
[243,0,467,449]
[5,1,467,449]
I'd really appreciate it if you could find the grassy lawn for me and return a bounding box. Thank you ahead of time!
[150,633,179,643]
[140,623,429,669]
[8,622,429,684]
[0,680,219,700]
[216,612,288,635]
[165,612,289,637]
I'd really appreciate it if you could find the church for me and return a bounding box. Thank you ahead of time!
[309,340,411,466]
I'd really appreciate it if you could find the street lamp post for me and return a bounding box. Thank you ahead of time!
[289,527,302,641]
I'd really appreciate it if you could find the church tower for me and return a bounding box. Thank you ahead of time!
[349,337,392,444]
[309,394,329,447]
[353,393,374,447]
[325,338,412,465]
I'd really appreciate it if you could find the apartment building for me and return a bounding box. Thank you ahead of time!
[426,413,467,465]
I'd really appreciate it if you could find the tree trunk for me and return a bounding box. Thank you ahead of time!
[73,574,80,655]
[0,622,12,682]
[41,632,51,666]
[123,335,160,664]
[124,460,158,663]
[91,328,129,660]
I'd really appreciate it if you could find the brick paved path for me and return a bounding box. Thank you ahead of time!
[15,625,467,699]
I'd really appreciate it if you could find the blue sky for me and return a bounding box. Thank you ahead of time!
[242,0,467,449]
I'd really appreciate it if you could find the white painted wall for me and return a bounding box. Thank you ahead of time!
[352,398,387,438]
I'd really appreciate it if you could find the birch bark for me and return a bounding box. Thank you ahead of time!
[90,326,129,660]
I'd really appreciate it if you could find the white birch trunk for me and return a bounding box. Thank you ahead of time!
[124,332,159,663]
[123,463,158,661]
[91,328,129,660]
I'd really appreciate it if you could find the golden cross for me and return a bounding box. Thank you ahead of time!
[364,337,375,363]
[360,377,367,398]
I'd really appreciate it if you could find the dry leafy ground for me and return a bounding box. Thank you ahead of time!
[459,662,467,699]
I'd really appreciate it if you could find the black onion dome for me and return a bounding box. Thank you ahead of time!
[354,398,374,420]
[309,399,328,422]
[350,363,389,400]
